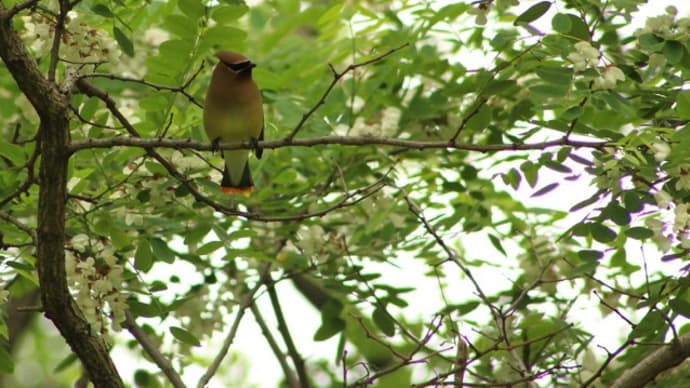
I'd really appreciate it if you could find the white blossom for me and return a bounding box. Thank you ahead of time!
[651,142,671,162]
[593,66,625,89]
[654,190,672,209]
[567,41,599,71]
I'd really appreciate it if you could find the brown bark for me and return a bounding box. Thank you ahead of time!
[0,6,123,387]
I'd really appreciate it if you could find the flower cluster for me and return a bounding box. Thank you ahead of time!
[566,41,625,90]
[66,234,127,333]
[22,12,120,64]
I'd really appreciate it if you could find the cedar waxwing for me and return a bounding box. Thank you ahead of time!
[203,51,264,194]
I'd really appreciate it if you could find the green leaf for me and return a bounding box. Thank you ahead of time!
[163,14,198,38]
[562,14,590,40]
[531,182,558,197]
[170,326,201,346]
[623,191,643,213]
[561,106,583,120]
[578,249,603,261]
[135,239,154,273]
[127,299,164,318]
[670,298,690,319]
[212,4,250,22]
[551,13,571,33]
[196,241,225,255]
[178,0,205,19]
[514,1,551,25]
[638,33,664,51]
[603,202,630,226]
[0,143,26,166]
[53,353,78,373]
[664,40,685,65]
[150,238,175,263]
[520,161,538,187]
[0,346,13,373]
[624,227,654,240]
[590,222,617,243]
[91,4,114,17]
[488,234,507,256]
[676,90,690,119]
[372,307,395,337]
[535,66,573,85]
[501,168,521,189]
[629,310,664,339]
[313,318,346,341]
[113,26,134,57]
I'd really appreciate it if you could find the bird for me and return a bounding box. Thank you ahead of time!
[203,51,264,195]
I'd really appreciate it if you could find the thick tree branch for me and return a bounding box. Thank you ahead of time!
[0,5,123,387]
[611,333,690,388]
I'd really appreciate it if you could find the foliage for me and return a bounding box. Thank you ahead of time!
[1,0,690,386]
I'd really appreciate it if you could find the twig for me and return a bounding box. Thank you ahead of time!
[125,312,185,388]
[48,0,70,82]
[78,64,205,108]
[249,303,300,388]
[5,0,40,19]
[196,264,271,388]
[263,271,312,388]
[285,43,409,140]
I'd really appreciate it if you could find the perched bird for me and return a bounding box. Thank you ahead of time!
[203,51,264,194]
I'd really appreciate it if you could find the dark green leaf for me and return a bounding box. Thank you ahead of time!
[150,238,175,263]
[670,298,690,319]
[531,182,558,197]
[0,346,13,373]
[314,317,346,341]
[578,249,603,261]
[624,227,654,240]
[623,191,644,213]
[638,33,664,51]
[488,234,507,256]
[372,307,395,337]
[91,4,113,17]
[551,13,571,33]
[590,222,616,243]
[604,202,630,226]
[170,326,201,346]
[113,26,134,57]
[178,0,205,19]
[514,1,551,25]
[134,239,153,272]
[520,161,538,187]
[53,353,78,373]
[664,40,685,64]
[570,193,600,212]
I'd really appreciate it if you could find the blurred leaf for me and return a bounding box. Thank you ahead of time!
[514,1,551,25]
[170,326,201,346]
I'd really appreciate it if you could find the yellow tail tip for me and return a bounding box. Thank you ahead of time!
[221,186,254,196]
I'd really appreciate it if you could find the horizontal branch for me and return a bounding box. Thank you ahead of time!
[68,135,608,154]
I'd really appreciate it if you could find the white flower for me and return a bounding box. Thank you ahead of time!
[644,14,674,35]
[350,117,380,137]
[651,142,670,161]
[568,41,600,71]
[299,224,325,256]
[674,203,689,232]
[380,107,401,137]
[350,96,365,113]
[672,165,690,191]
[0,290,9,305]
[593,66,625,89]
[71,234,90,251]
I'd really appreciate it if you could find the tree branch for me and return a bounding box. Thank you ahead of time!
[196,264,271,388]
[125,313,185,388]
[68,134,609,154]
[284,43,409,140]
[611,333,690,388]
[249,303,300,388]
[0,4,123,386]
